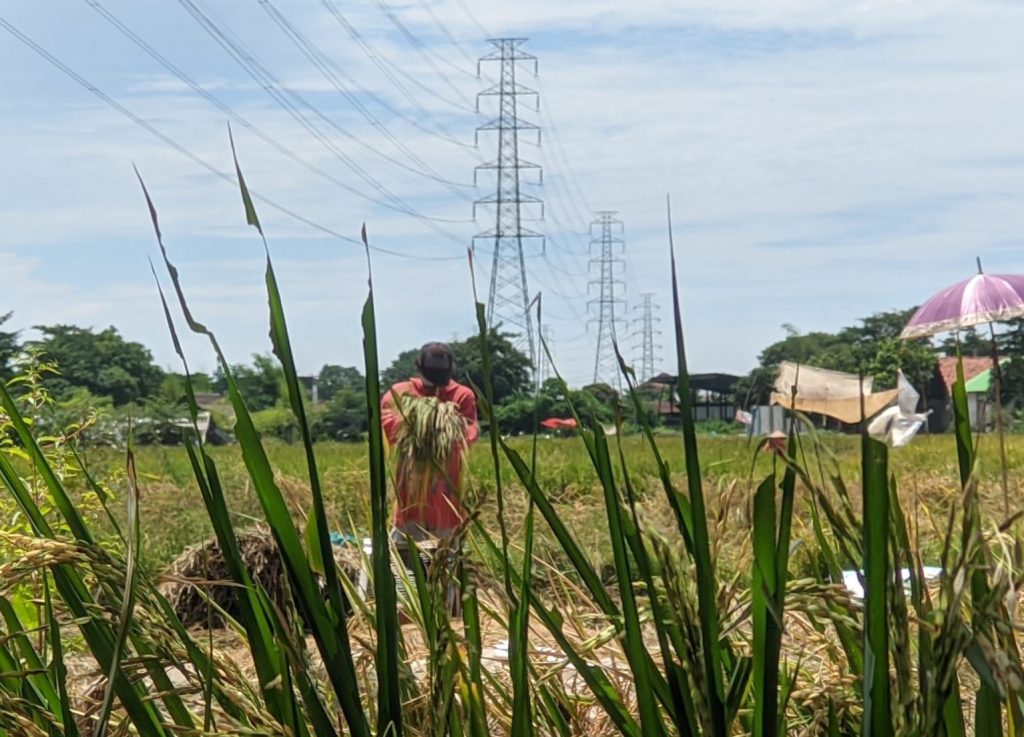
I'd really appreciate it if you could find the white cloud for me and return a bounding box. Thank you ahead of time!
[2,0,1024,385]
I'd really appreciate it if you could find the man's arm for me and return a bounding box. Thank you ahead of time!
[457,387,480,445]
[380,385,405,445]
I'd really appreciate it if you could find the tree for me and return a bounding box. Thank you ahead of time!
[733,309,937,407]
[317,364,364,402]
[379,348,420,390]
[214,354,282,411]
[494,378,616,434]
[312,388,367,441]
[30,324,164,405]
[450,331,532,404]
[0,312,19,381]
[940,325,990,357]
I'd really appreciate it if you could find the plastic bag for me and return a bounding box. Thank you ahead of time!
[866,370,930,448]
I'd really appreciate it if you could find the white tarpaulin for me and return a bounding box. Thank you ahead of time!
[770,361,899,424]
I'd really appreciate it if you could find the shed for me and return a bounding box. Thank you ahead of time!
[642,372,742,424]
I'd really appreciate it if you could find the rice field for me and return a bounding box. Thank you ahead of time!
[74,432,1024,576]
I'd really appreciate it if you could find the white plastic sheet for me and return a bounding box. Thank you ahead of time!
[866,371,931,448]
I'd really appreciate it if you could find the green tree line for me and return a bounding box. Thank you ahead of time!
[6,306,1023,443]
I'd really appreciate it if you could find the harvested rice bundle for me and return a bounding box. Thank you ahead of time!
[391,395,468,510]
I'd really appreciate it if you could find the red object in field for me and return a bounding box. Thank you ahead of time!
[540,417,578,430]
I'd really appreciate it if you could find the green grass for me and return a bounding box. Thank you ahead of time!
[59,432,1023,577]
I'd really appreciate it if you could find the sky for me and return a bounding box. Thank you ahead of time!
[2,0,1024,387]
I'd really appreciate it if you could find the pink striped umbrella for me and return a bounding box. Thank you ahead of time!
[900,272,1024,339]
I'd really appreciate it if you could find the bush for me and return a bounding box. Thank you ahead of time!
[251,405,298,442]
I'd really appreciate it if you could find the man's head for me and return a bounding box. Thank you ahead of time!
[416,342,454,387]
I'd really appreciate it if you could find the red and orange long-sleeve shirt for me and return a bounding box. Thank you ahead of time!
[381,377,479,532]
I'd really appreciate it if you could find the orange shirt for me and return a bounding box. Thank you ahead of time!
[381,377,479,532]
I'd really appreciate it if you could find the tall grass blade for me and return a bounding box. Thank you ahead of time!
[361,224,403,737]
[140,170,359,734]
[0,384,170,736]
[751,474,778,737]
[592,426,667,736]
[144,189,298,727]
[509,500,535,737]
[948,348,1004,737]
[0,596,64,730]
[474,522,643,736]
[613,353,697,735]
[44,582,77,737]
[667,196,727,735]
[95,438,142,737]
[611,344,693,552]
[862,434,891,737]
[229,135,369,730]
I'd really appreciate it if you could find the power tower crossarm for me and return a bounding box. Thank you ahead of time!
[589,211,627,390]
[472,38,545,367]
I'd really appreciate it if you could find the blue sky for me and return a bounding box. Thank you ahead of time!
[2,0,1024,387]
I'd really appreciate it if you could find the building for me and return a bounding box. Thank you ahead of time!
[642,372,741,424]
[928,356,1003,432]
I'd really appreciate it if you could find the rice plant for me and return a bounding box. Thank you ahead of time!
[1,142,1023,736]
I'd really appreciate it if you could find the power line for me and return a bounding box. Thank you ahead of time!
[319,0,482,150]
[413,0,478,67]
[0,16,464,262]
[449,0,490,40]
[374,0,479,103]
[175,0,470,242]
[535,74,594,224]
[83,0,472,216]
[256,0,475,195]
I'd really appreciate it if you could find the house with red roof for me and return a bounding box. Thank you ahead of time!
[929,356,1001,432]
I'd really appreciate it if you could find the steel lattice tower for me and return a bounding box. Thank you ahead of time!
[473,38,544,365]
[632,293,661,382]
[588,211,626,390]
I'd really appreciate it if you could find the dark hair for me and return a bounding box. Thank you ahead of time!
[416,342,454,386]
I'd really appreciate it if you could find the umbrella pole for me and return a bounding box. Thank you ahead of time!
[988,322,1010,517]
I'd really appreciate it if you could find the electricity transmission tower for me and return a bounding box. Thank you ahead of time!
[473,38,544,366]
[632,293,661,382]
[589,211,626,390]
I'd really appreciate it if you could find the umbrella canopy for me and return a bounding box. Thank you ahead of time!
[900,272,1024,339]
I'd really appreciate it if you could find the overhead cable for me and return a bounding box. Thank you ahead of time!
[176,0,471,240]
[0,16,465,262]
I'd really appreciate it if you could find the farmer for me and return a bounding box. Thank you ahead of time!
[381,342,479,545]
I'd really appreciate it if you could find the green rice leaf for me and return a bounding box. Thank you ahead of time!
[666,199,727,735]
[862,435,891,737]
[509,499,535,737]
[751,473,778,737]
[361,225,403,737]
[94,440,142,737]
[228,123,262,234]
[591,427,667,737]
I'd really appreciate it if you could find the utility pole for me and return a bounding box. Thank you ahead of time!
[473,38,544,367]
[632,293,661,383]
[588,211,626,390]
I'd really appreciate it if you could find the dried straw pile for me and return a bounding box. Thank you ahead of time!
[392,395,467,509]
[161,525,363,629]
